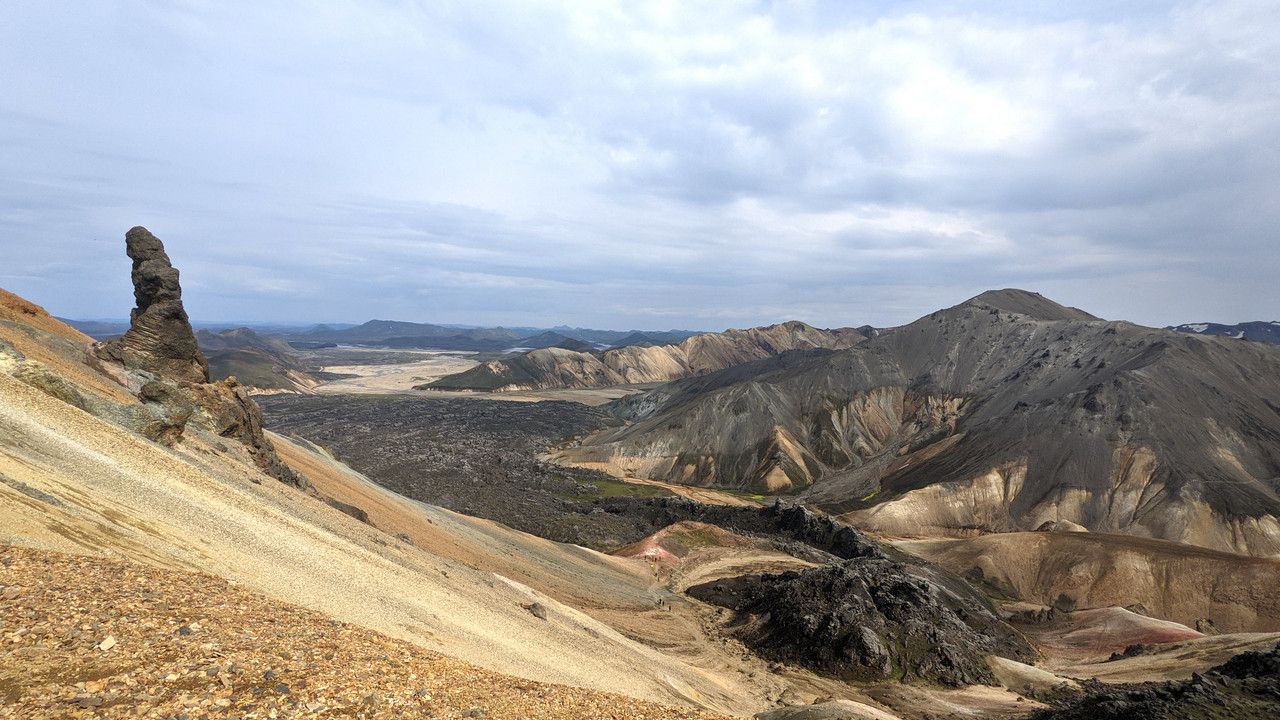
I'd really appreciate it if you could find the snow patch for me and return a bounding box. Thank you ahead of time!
[1185,324,1210,333]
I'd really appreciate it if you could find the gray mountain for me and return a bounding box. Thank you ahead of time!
[1168,320,1280,344]
[552,289,1280,557]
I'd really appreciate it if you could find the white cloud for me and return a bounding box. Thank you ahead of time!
[1,0,1277,329]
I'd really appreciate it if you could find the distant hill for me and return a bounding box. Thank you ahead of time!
[549,326,702,347]
[516,331,575,350]
[197,327,321,392]
[552,289,1280,557]
[1168,321,1280,344]
[425,321,867,392]
[282,319,525,348]
[277,321,702,352]
[56,318,131,339]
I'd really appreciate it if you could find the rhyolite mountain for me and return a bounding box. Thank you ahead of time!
[425,321,867,392]
[552,289,1280,557]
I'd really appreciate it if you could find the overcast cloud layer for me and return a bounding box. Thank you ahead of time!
[2,0,1278,330]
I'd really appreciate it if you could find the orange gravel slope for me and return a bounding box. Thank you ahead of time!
[0,545,732,720]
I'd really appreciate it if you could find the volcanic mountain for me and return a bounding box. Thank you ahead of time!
[551,289,1280,557]
[196,326,322,393]
[425,321,867,392]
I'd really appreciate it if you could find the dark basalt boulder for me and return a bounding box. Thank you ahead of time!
[688,555,1034,686]
[100,227,209,384]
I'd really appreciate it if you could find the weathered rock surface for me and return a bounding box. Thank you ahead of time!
[184,377,308,488]
[86,227,306,488]
[99,226,209,384]
[688,553,1034,686]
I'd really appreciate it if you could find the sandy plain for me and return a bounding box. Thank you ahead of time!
[306,348,482,394]
[304,346,657,405]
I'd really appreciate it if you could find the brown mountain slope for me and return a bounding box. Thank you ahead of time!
[1,289,135,403]
[425,321,865,392]
[0,343,760,715]
[895,532,1280,634]
[552,290,1280,556]
[0,546,731,720]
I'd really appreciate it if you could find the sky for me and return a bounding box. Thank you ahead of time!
[2,0,1278,331]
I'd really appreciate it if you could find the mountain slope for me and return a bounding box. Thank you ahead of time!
[553,290,1280,556]
[0,545,730,720]
[426,320,866,392]
[0,293,764,715]
[198,327,322,392]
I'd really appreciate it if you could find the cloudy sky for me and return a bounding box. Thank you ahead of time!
[2,1,1277,331]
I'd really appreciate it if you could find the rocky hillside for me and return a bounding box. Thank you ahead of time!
[197,327,322,393]
[0,231,780,716]
[553,289,1280,557]
[424,321,866,392]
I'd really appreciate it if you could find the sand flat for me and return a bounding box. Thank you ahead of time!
[312,349,481,393]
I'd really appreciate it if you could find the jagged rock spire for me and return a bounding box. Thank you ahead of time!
[103,227,209,384]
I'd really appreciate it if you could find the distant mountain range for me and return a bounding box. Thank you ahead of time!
[1168,321,1280,344]
[424,321,867,392]
[274,320,703,352]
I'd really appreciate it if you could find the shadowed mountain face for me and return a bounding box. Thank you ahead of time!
[425,321,866,392]
[554,290,1280,556]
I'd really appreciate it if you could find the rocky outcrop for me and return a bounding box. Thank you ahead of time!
[1,336,192,445]
[688,554,1033,686]
[89,227,307,489]
[184,378,307,488]
[100,226,209,384]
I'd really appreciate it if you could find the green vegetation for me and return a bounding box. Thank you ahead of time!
[552,477,673,501]
[724,489,768,501]
[420,358,538,391]
[206,349,292,389]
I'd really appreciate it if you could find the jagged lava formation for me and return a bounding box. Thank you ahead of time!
[553,289,1280,556]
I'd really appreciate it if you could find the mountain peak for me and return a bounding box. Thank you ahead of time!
[963,289,1098,322]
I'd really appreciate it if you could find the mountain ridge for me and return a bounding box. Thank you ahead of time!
[552,289,1280,556]
[425,320,867,392]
